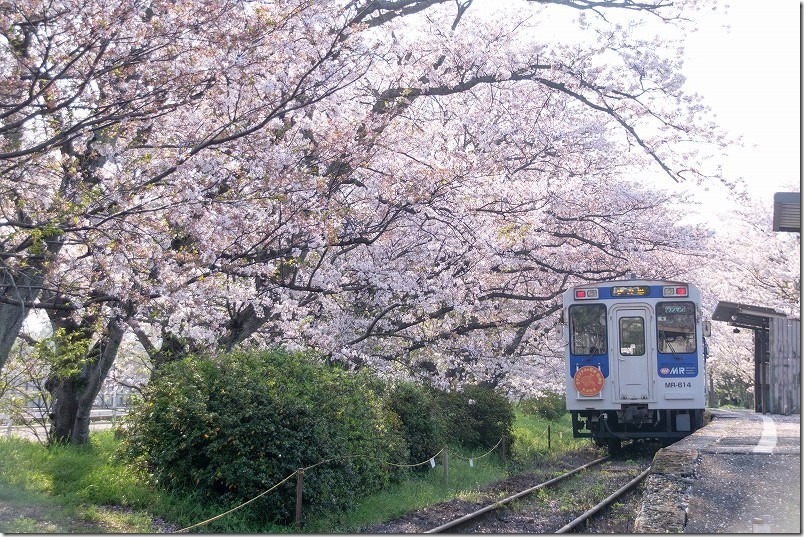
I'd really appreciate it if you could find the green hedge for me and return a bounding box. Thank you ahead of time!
[436,384,515,450]
[387,381,441,467]
[118,349,516,525]
[118,349,408,524]
[519,391,567,422]
[388,381,514,454]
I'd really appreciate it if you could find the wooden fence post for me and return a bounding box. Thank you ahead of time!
[442,445,449,487]
[295,469,304,529]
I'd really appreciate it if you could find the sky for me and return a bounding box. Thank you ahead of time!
[680,2,801,220]
[484,0,801,225]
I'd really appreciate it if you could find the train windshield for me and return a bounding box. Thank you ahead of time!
[656,301,696,353]
[569,304,607,355]
[619,316,645,356]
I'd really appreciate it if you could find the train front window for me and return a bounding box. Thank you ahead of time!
[619,317,645,356]
[656,301,696,353]
[569,304,607,355]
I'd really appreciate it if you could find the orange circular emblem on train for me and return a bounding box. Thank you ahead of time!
[574,366,604,397]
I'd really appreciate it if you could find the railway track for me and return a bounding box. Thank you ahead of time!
[423,448,653,533]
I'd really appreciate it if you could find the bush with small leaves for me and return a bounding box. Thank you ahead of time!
[388,381,443,467]
[434,384,514,451]
[118,349,408,524]
[519,391,568,422]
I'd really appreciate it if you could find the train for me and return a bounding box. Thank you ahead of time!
[563,278,709,450]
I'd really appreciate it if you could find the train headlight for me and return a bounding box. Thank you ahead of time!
[663,286,688,297]
[575,289,599,299]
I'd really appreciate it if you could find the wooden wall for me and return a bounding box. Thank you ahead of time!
[769,318,801,415]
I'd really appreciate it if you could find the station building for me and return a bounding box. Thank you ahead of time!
[712,192,800,415]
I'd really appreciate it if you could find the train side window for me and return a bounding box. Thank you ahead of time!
[619,316,645,356]
[569,304,607,355]
[656,301,696,353]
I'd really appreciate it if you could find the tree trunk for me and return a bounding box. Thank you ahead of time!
[145,331,194,382]
[134,304,273,383]
[0,236,64,372]
[218,303,269,352]
[46,315,125,445]
[47,375,81,443]
[0,299,32,372]
[71,317,125,444]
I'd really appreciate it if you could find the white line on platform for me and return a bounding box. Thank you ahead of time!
[752,415,777,454]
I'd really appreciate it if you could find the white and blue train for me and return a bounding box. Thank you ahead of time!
[563,278,709,450]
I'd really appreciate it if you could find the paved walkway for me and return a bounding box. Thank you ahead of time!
[659,409,800,533]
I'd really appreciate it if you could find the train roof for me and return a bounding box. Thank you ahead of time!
[562,279,701,301]
[568,278,695,288]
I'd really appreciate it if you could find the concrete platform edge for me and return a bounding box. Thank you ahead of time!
[632,409,801,533]
[633,448,699,533]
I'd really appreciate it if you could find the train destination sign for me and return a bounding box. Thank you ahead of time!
[611,285,650,297]
[574,365,605,397]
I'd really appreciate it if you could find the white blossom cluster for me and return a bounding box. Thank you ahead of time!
[3,0,785,401]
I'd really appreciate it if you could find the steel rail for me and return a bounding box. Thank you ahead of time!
[556,465,653,533]
[424,455,611,534]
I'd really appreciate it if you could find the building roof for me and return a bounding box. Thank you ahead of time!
[772,191,801,232]
[712,300,788,330]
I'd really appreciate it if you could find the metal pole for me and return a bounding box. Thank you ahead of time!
[548,425,551,450]
[709,373,715,406]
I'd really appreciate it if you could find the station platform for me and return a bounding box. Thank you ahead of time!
[634,409,800,533]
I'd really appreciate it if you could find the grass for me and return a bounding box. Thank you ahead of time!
[511,408,580,462]
[304,410,587,532]
[0,409,589,533]
[0,433,160,533]
[304,450,507,532]
[0,481,68,533]
[0,432,154,504]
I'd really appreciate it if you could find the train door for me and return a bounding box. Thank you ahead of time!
[613,306,653,401]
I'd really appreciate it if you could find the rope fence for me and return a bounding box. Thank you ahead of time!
[173,441,497,533]
[175,470,298,533]
[172,424,576,533]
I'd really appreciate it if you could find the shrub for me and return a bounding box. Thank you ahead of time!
[434,384,514,451]
[118,349,408,525]
[712,370,753,408]
[519,391,567,422]
[387,382,442,467]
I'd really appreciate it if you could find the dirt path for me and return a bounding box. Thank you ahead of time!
[0,497,181,533]
[0,500,66,533]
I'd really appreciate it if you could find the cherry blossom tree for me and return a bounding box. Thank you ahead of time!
[2,0,729,441]
[692,193,800,406]
[705,198,799,316]
[1,0,379,441]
